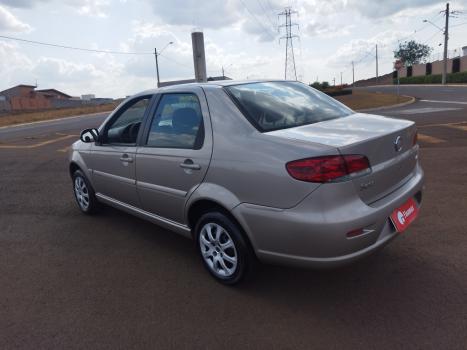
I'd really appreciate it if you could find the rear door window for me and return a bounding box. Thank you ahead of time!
[146,93,204,149]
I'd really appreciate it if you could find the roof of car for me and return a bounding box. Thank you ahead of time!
[135,79,288,96]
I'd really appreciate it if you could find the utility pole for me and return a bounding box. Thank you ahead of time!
[442,2,450,85]
[340,72,343,86]
[192,31,207,82]
[333,77,336,86]
[375,44,379,84]
[154,48,160,88]
[279,7,299,80]
[352,61,355,86]
[154,42,173,88]
[222,66,225,79]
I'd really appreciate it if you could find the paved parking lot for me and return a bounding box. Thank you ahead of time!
[1,87,467,349]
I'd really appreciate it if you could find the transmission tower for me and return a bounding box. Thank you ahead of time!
[278,7,299,80]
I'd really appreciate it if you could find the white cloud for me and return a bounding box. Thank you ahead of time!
[146,0,240,29]
[301,0,463,19]
[0,40,32,73]
[67,0,110,18]
[0,0,50,7]
[305,21,353,38]
[0,5,32,32]
[145,0,281,41]
[326,30,407,73]
[32,57,105,81]
[0,0,109,17]
[347,0,443,18]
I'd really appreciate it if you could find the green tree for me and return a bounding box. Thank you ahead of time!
[394,40,432,66]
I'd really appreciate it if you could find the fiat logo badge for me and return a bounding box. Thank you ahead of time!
[394,136,403,152]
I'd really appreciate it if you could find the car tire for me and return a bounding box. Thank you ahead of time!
[72,169,99,215]
[195,212,251,285]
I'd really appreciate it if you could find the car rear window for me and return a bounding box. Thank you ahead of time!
[224,81,353,132]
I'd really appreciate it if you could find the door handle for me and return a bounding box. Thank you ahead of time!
[180,159,201,170]
[120,154,133,163]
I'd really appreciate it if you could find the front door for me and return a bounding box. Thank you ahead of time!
[90,95,152,207]
[136,90,212,223]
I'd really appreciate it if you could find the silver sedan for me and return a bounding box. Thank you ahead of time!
[70,80,424,284]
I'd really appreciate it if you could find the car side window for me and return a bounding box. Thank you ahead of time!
[146,93,204,149]
[104,97,151,145]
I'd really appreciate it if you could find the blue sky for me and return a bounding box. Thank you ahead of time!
[0,0,466,98]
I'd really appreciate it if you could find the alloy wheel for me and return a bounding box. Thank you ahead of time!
[74,176,90,211]
[199,222,238,278]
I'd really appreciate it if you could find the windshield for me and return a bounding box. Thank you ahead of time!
[225,81,353,132]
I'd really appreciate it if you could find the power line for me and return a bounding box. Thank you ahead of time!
[239,0,276,40]
[264,0,276,14]
[451,21,467,27]
[256,0,277,30]
[396,13,442,43]
[354,47,375,65]
[159,53,193,71]
[0,34,153,55]
[421,28,443,45]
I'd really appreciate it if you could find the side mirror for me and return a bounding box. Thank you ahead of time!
[80,128,99,143]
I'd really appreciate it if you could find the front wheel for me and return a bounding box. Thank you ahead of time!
[195,212,251,285]
[72,170,99,214]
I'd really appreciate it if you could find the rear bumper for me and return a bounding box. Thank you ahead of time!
[232,162,424,268]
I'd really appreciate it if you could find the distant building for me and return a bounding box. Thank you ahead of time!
[81,94,96,101]
[0,84,73,112]
[36,89,72,100]
[159,76,232,88]
[0,85,51,111]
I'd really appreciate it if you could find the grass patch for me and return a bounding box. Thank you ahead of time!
[0,102,121,128]
[335,90,412,110]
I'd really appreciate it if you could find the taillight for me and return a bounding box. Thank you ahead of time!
[413,130,418,146]
[286,155,370,183]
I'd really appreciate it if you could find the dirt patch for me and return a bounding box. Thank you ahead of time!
[0,102,121,127]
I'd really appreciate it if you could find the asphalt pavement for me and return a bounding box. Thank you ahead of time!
[1,85,467,349]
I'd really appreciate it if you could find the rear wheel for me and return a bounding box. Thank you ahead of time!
[195,212,251,285]
[72,170,99,214]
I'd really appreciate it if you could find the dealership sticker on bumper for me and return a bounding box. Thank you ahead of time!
[390,198,419,233]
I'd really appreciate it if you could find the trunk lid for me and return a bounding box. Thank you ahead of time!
[267,113,418,204]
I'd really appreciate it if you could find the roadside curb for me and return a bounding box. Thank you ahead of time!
[0,111,109,130]
[356,95,416,113]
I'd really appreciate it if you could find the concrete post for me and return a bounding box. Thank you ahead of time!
[442,2,450,85]
[191,32,207,82]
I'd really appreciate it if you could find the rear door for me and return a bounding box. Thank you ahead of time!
[136,88,212,223]
[90,95,153,207]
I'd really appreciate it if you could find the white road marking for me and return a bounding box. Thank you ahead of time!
[420,99,467,105]
[397,107,461,115]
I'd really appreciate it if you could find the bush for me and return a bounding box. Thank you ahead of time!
[310,82,322,90]
[447,71,467,83]
[310,81,330,90]
[394,71,467,84]
[324,89,352,97]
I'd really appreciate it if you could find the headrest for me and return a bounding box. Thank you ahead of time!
[172,108,200,133]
